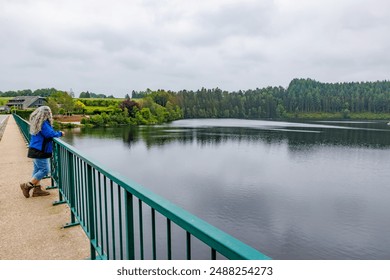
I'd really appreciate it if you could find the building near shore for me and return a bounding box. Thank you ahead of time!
[6,96,46,110]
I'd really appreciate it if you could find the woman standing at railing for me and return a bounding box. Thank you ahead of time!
[20,106,65,198]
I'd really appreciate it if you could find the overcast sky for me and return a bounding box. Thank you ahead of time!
[1,0,389,97]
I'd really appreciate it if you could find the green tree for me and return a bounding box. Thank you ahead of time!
[51,91,74,115]
[74,100,86,114]
[79,91,91,98]
[45,98,59,115]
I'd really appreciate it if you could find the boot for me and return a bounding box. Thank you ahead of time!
[32,185,50,197]
[20,182,34,198]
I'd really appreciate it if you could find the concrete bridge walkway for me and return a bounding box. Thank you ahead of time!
[0,115,90,259]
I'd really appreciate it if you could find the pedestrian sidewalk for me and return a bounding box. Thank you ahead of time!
[0,116,90,259]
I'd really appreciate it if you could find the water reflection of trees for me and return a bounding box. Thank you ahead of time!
[68,123,390,150]
[86,125,390,150]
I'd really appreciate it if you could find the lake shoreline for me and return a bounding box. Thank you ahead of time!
[56,111,390,129]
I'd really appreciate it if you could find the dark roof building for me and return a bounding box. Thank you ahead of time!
[0,106,9,113]
[6,96,46,110]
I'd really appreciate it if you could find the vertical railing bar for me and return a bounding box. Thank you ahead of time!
[67,151,76,225]
[75,157,81,218]
[64,147,68,201]
[103,176,109,259]
[59,147,63,191]
[211,248,217,260]
[186,231,191,260]
[59,148,63,189]
[78,158,83,221]
[72,156,76,210]
[91,169,96,243]
[83,162,88,230]
[138,199,144,260]
[117,186,123,259]
[102,175,108,259]
[97,172,104,256]
[68,151,71,201]
[79,158,83,218]
[50,158,55,188]
[92,168,97,250]
[57,145,63,202]
[70,155,75,212]
[62,148,66,197]
[152,208,156,260]
[84,162,89,231]
[81,161,85,227]
[87,164,96,260]
[79,161,84,227]
[69,152,73,201]
[66,149,70,200]
[125,191,135,260]
[167,219,172,260]
[110,180,116,259]
[76,158,81,224]
[71,151,76,223]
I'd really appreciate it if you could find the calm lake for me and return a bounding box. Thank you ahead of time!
[63,118,390,260]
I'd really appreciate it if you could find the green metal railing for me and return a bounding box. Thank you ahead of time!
[13,114,271,260]
[13,113,30,143]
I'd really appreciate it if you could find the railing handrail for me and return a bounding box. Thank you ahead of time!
[13,113,271,260]
[13,114,30,143]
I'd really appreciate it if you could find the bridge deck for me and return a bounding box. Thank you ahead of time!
[0,115,89,259]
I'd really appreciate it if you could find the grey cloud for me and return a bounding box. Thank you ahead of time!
[75,26,158,54]
[197,1,276,36]
[28,38,97,62]
[339,2,390,31]
[1,0,389,95]
[175,1,276,48]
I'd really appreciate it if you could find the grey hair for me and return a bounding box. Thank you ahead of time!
[29,106,54,135]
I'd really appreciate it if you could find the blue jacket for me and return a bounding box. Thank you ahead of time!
[28,120,63,158]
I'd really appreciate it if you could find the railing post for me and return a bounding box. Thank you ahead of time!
[167,219,172,260]
[46,157,58,190]
[86,164,96,260]
[138,199,144,260]
[63,150,80,228]
[152,209,156,260]
[186,231,191,260]
[110,181,116,259]
[52,143,66,206]
[125,192,135,260]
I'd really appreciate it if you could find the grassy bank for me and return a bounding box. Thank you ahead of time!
[0,97,11,106]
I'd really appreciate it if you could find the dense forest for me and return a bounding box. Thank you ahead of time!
[174,79,390,119]
[0,88,58,97]
[3,78,390,121]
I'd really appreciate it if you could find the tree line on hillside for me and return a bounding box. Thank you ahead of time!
[172,79,390,119]
[79,91,114,98]
[0,88,58,97]
[285,79,390,113]
[6,78,390,122]
[0,88,114,99]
